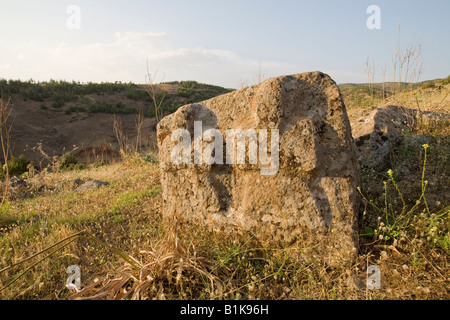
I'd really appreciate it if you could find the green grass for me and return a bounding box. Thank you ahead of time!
[0,150,448,300]
[0,158,163,299]
[111,186,161,215]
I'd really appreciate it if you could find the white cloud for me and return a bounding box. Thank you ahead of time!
[0,31,306,88]
[114,31,168,45]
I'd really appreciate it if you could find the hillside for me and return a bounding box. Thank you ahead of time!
[0,79,233,167]
[339,76,450,119]
[1,76,449,170]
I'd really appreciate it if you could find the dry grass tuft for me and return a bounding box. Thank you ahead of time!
[68,223,226,300]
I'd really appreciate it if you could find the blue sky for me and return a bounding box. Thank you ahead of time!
[0,0,449,88]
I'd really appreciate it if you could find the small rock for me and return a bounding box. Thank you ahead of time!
[351,106,448,169]
[9,176,27,188]
[351,106,409,168]
[38,184,54,192]
[409,134,433,149]
[397,165,410,177]
[75,180,109,192]
[73,178,83,186]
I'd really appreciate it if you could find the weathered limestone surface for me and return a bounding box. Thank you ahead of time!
[351,105,448,169]
[157,72,360,265]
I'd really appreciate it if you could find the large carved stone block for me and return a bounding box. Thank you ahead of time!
[157,72,360,265]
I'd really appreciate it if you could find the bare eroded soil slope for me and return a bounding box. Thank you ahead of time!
[4,81,230,167]
[9,93,157,165]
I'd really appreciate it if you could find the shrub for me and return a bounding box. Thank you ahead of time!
[26,86,45,102]
[177,87,194,97]
[87,100,137,115]
[87,101,114,114]
[144,101,169,118]
[441,75,450,85]
[4,154,31,177]
[421,82,435,90]
[180,80,197,87]
[166,103,181,113]
[65,105,86,115]
[116,101,125,109]
[125,87,150,101]
[177,81,197,97]
[51,99,65,108]
[142,154,158,164]
[40,103,47,110]
[57,152,79,170]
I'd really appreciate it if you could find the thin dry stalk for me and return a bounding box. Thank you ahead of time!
[145,60,167,124]
[0,96,14,206]
[112,114,129,155]
[382,63,388,100]
[365,56,376,99]
[392,24,401,96]
[31,142,52,170]
[134,105,145,154]
[253,61,266,85]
